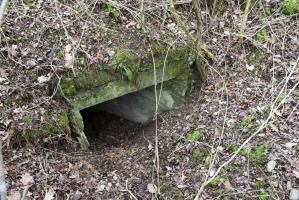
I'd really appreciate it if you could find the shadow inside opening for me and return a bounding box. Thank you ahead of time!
[80,107,144,148]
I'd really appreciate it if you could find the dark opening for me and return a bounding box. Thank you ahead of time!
[80,107,144,148]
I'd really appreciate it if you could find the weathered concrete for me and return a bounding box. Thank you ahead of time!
[92,78,189,123]
[58,46,193,149]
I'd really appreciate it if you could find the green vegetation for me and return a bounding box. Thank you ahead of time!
[281,0,298,14]
[227,144,238,153]
[256,31,269,43]
[276,94,287,104]
[204,155,212,168]
[186,129,203,142]
[255,178,270,200]
[105,4,121,18]
[240,145,267,164]
[252,145,268,163]
[241,115,256,126]
[241,146,252,156]
[21,115,32,125]
[192,148,209,164]
[209,176,221,188]
[294,91,299,100]
[258,191,269,200]
[255,178,269,190]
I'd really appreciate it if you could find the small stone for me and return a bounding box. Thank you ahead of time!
[290,189,299,200]
[266,160,277,173]
[286,143,297,148]
[246,64,254,71]
[293,171,299,179]
[147,183,157,193]
[108,50,115,57]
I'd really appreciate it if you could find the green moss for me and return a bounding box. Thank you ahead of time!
[33,112,72,137]
[21,115,32,125]
[105,3,121,19]
[209,176,221,188]
[186,129,203,142]
[241,146,252,156]
[256,31,269,43]
[62,77,76,96]
[24,111,71,139]
[281,0,298,14]
[204,155,212,168]
[109,49,140,81]
[3,88,32,109]
[227,144,238,153]
[60,71,116,97]
[24,129,45,138]
[241,115,256,126]
[258,191,269,200]
[255,178,269,190]
[252,145,268,163]
[192,148,209,163]
[295,91,299,100]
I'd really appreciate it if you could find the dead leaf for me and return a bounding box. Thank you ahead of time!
[147,183,157,193]
[37,75,50,83]
[223,179,233,191]
[44,187,55,200]
[7,190,21,200]
[21,173,34,185]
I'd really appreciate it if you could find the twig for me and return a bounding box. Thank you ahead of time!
[150,45,160,197]
[194,58,299,199]
[120,180,138,200]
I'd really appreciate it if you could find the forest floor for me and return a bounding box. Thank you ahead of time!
[1,0,299,199]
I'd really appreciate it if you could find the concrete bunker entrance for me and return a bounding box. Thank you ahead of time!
[78,80,187,146]
[80,108,143,147]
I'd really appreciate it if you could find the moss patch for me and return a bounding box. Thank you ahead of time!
[281,0,298,14]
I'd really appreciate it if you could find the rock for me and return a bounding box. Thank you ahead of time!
[266,160,277,173]
[290,189,299,200]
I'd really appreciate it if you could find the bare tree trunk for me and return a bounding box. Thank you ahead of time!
[192,0,207,81]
